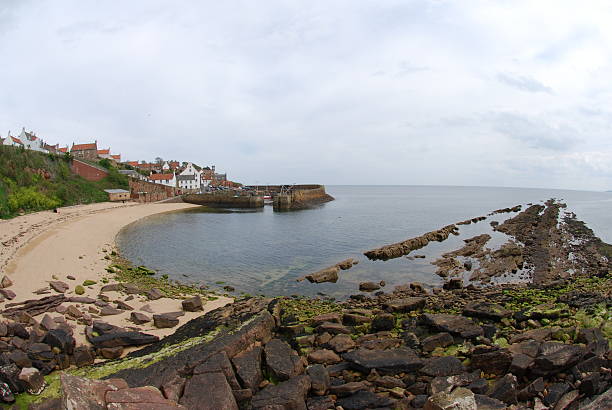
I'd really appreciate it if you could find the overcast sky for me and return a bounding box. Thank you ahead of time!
[1,1,611,190]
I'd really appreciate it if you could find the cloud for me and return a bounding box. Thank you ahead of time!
[487,112,578,151]
[497,73,553,94]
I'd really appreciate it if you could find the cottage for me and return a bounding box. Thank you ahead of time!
[148,173,176,187]
[97,148,112,159]
[104,189,130,202]
[2,135,24,148]
[71,141,98,160]
[178,162,202,191]
[19,128,46,152]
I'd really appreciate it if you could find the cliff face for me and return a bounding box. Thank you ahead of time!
[0,146,128,218]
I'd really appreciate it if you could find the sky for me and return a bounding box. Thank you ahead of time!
[1,1,612,190]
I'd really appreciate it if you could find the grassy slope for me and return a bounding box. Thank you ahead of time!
[0,145,129,219]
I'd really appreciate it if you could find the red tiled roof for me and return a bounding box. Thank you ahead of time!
[111,154,121,160]
[126,161,139,167]
[97,149,110,155]
[11,136,23,145]
[59,147,68,153]
[149,173,174,181]
[72,142,97,151]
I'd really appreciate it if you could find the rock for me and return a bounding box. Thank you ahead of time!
[302,266,340,283]
[105,385,183,407]
[359,281,381,292]
[469,348,512,376]
[49,281,69,293]
[0,289,15,300]
[327,334,356,353]
[40,315,56,331]
[181,296,203,312]
[115,300,134,311]
[371,313,395,332]
[533,342,584,374]
[543,382,570,407]
[99,347,123,359]
[69,297,97,304]
[74,286,85,295]
[474,394,506,409]
[72,346,95,367]
[66,305,83,318]
[310,312,342,326]
[193,351,241,390]
[251,374,311,409]
[509,327,552,343]
[100,306,124,316]
[342,313,371,326]
[579,387,612,410]
[316,322,351,335]
[336,258,358,270]
[420,356,465,377]
[307,364,330,396]
[43,329,75,355]
[487,374,517,405]
[153,313,180,328]
[421,313,483,339]
[330,381,370,397]
[462,302,512,321]
[17,367,45,395]
[232,346,263,391]
[100,283,122,292]
[336,390,395,410]
[124,283,142,294]
[307,396,336,410]
[343,348,424,375]
[509,352,534,375]
[383,297,427,312]
[0,276,13,288]
[180,371,238,410]
[424,387,476,410]
[443,278,463,290]
[421,332,454,352]
[160,373,186,403]
[60,374,127,410]
[308,349,341,365]
[517,377,545,401]
[130,312,151,325]
[144,288,163,300]
[264,338,304,381]
[88,331,159,348]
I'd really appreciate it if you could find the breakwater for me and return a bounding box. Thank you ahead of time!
[182,192,264,208]
[183,184,334,210]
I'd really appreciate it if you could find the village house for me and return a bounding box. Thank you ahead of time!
[148,172,176,187]
[97,148,112,159]
[2,134,24,148]
[177,162,203,191]
[111,154,121,162]
[104,189,130,202]
[71,141,98,160]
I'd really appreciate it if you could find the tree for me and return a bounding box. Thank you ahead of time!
[155,157,164,165]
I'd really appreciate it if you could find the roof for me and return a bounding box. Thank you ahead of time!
[177,175,196,181]
[72,142,97,151]
[149,173,174,181]
[11,136,23,145]
[59,147,68,153]
[125,161,139,167]
[104,189,130,194]
[111,154,121,160]
[97,149,110,155]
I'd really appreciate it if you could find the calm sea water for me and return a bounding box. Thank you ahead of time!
[116,186,612,298]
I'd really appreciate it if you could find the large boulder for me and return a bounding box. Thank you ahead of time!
[231,346,263,392]
[424,387,476,410]
[251,375,311,409]
[420,314,483,339]
[342,348,424,375]
[383,297,427,313]
[533,342,584,374]
[264,339,304,381]
[88,331,159,348]
[60,374,128,410]
[462,301,512,321]
[180,372,238,410]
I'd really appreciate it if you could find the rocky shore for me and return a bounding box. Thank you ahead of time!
[0,199,610,409]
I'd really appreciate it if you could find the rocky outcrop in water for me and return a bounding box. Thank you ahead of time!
[364,225,459,261]
[297,258,359,284]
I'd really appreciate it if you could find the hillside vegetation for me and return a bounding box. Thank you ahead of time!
[0,145,128,219]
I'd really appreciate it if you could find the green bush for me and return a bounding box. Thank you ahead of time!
[7,187,60,213]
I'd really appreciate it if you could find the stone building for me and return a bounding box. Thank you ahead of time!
[71,141,98,160]
[148,173,176,187]
[104,189,130,202]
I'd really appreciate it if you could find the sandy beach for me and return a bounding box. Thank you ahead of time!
[0,201,232,346]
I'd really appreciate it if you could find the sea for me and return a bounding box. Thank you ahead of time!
[116,186,612,299]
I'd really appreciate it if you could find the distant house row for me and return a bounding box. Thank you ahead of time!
[1,129,122,162]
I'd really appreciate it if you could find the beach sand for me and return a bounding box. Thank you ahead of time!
[0,201,232,346]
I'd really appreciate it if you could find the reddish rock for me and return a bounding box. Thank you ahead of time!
[181,296,203,312]
[232,346,263,391]
[264,338,304,381]
[308,349,342,365]
[100,346,124,359]
[146,288,164,300]
[18,367,45,395]
[0,275,13,288]
[180,372,238,410]
[130,312,151,325]
[49,281,69,293]
[0,289,15,300]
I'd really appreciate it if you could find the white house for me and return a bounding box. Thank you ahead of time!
[2,133,24,148]
[18,128,46,152]
[178,162,202,191]
[148,173,176,187]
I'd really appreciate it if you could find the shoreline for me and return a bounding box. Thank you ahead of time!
[0,201,233,346]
